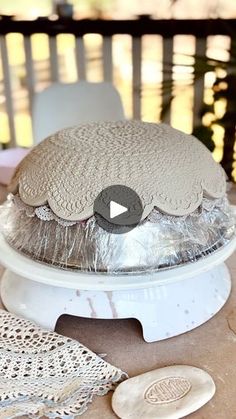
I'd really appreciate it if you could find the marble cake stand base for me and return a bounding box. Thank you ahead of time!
[0,233,235,342]
[1,264,231,342]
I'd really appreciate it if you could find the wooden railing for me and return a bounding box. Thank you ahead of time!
[0,17,236,176]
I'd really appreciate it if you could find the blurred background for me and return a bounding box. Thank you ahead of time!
[0,0,236,178]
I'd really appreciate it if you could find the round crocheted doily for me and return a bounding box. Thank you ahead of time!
[9,121,226,220]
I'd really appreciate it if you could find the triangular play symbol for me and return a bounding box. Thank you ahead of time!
[110,200,128,219]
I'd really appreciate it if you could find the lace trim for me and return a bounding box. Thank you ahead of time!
[9,194,226,228]
[0,310,127,419]
[11,195,77,227]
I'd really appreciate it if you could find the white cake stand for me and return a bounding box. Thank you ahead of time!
[0,231,235,342]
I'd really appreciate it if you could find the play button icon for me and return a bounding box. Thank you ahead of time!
[110,201,127,219]
[94,185,143,234]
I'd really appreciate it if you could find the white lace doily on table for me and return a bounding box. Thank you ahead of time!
[9,121,226,221]
[0,310,127,419]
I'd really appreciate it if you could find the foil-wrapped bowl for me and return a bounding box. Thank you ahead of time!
[1,194,235,274]
[2,121,235,276]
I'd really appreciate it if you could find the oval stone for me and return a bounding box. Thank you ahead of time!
[112,365,215,419]
[144,376,191,404]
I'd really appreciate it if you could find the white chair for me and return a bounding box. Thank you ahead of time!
[0,81,125,184]
[32,81,125,144]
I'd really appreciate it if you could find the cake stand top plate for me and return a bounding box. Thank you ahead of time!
[0,232,235,291]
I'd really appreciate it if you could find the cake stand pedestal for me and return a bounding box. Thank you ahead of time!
[0,233,235,342]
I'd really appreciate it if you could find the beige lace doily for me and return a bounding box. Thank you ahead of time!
[9,121,226,220]
[0,310,127,419]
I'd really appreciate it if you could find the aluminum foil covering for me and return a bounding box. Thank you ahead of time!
[1,194,235,275]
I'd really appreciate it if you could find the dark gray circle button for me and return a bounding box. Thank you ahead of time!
[94,185,143,234]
